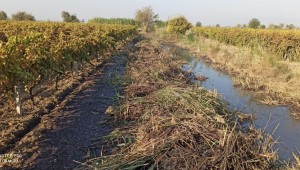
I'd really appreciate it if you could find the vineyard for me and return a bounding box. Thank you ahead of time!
[192,27,300,61]
[0,21,137,115]
[0,11,300,169]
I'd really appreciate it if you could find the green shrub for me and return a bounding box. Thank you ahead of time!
[185,30,197,43]
[166,16,192,35]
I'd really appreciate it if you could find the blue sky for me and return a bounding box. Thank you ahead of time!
[0,0,299,26]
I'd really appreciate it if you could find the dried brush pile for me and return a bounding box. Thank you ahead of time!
[82,37,279,169]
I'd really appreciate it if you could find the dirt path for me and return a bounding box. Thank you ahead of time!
[4,53,128,169]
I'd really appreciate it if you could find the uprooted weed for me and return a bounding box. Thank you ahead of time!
[81,37,279,169]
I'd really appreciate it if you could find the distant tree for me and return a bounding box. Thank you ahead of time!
[242,24,247,28]
[166,16,192,34]
[260,25,266,29]
[268,23,288,29]
[268,24,275,29]
[278,23,285,29]
[248,18,261,29]
[236,24,242,28]
[11,11,35,21]
[135,6,158,32]
[274,25,280,29]
[286,24,295,29]
[215,24,220,27]
[61,11,80,22]
[195,21,202,27]
[0,11,8,20]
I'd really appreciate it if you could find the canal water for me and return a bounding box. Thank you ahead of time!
[182,58,300,161]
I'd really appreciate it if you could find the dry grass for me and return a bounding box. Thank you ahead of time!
[170,33,300,118]
[81,36,280,169]
[283,154,300,170]
[289,154,300,170]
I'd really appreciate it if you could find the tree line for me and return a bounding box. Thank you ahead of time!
[237,18,296,30]
[0,10,298,30]
[195,18,298,30]
[0,10,80,22]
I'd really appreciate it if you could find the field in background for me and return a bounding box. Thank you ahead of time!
[192,27,300,61]
[88,18,137,25]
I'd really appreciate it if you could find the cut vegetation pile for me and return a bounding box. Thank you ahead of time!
[82,36,279,169]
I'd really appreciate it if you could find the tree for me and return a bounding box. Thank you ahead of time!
[278,23,285,29]
[286,24,295,30]
[11,11,35,21]
[260,25,266,29]
[135,6,158,32]
[61,11,80,22]
[248,18,261,29]
[236,24,242,28]
[268,24,275,29]
[166,16,192,35]
[195,21,202,27]
[215,24,220,27]
[0,11,8,20]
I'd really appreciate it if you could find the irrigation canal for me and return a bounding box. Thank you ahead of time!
[181,56,300,161]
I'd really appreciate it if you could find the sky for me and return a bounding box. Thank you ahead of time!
[0,0,299,27]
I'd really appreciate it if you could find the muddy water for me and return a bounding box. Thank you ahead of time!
[182,59,300,161]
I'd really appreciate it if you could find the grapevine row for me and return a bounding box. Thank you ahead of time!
[0,21,137,115]
[192,27,300,61]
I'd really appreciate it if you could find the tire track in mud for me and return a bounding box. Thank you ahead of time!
[5,54,128,170]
